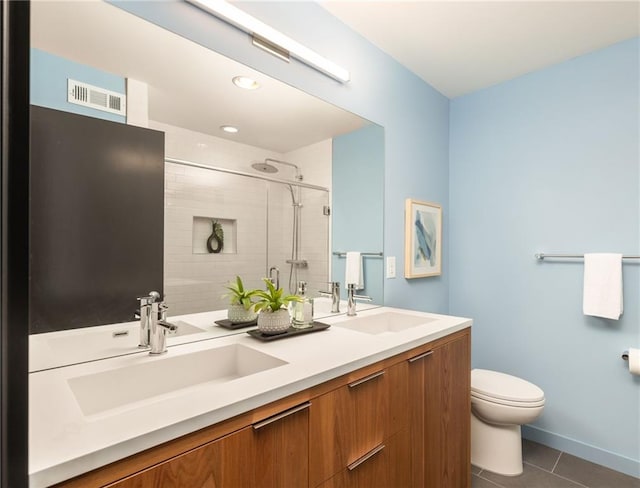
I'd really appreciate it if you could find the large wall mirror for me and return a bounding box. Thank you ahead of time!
[29,1,384,370]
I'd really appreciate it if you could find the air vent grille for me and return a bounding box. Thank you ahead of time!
[67,79,126,116]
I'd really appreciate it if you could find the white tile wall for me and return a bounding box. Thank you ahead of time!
[156,121,332,315]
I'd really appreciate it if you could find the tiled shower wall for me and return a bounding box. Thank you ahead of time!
[153,121,331,315]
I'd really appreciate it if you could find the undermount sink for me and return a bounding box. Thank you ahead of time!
[334,311,437,335]
[68,344,287,416]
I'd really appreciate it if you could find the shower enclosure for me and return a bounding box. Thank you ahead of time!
[163,158,330,315]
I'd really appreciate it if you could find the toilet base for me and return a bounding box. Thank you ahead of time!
[471,413,523,476]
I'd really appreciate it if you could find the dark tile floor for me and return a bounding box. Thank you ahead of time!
[472,439,640,488]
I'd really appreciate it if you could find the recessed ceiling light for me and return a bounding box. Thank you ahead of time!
[220,125,239,134]
[232,76,260,90]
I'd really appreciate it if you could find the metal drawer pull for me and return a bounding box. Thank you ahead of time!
[347,444,386,471]
[253,402,311,430]
[408,350,433,363]
[348,370,385,388]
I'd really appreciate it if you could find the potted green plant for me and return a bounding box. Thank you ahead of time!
[224,276,259,323]
[253,278,300,335]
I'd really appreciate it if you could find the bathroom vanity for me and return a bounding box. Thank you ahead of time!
[30,307,471,488]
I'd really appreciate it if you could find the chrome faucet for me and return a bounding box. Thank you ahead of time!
[149,300,178,355]
[319,281,341,313]
[269,266,280,289]
[136,291,160,348]
[346,283,372,317]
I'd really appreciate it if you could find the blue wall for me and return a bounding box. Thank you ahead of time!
[332,124,385,303]
[111,0,451,315]
[450,38,640,476]
[30,48,125,122]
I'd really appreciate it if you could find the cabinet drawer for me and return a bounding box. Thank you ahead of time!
[309,361,408,486]
[314,429,411,488]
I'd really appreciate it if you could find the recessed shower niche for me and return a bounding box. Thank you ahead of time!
[192,217,237,254]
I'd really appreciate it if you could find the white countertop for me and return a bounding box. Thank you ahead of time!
[29,306,471,487]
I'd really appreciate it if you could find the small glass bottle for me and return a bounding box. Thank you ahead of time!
[292,281,314,329]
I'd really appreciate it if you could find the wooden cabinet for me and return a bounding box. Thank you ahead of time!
[55,328,470,488]
[408,333,471,488]
[105,402,310,488]
[309,362,408,487]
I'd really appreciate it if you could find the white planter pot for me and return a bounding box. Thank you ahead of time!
[227,304,257,324]
[257,308,291,335]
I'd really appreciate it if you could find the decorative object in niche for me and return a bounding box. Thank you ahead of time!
[404,199,442,278]
[207,219,224,254]
[192,217,235,255]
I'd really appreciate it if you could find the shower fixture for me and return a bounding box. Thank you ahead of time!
[251,161,278,174]
[251,158,307,292]
[251,158,303,182]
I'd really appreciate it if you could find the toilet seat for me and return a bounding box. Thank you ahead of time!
[472,390,546,408]
[471,369,545,406]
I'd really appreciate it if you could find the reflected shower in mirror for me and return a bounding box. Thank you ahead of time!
[29,0,384,367]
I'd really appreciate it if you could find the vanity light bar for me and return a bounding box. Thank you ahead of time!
[186,0,351,83]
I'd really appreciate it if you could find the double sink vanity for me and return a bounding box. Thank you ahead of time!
[30,304,472,487]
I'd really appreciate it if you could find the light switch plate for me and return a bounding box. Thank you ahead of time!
[386,256,396,279]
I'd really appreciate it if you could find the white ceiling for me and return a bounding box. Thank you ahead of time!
[321,1,640,98]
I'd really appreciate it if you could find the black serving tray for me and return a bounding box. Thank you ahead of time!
[214,318,258,330]
[247,321,330,341]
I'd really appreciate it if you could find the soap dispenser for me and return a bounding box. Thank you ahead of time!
[292,281,314,329]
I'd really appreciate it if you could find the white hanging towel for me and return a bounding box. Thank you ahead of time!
[345,251,364,290]
[583,253,623,320]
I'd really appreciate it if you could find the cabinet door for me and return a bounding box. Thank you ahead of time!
[314,429,410,488]
[407,333,471,488]
[109,402,310,488]
[439,334,471,487]
[309,362,408,487]
[407,347,439,488]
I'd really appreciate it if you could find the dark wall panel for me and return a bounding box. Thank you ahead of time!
[30,106,164,334]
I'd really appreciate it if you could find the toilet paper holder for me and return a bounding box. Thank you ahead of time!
[622,351,629,361]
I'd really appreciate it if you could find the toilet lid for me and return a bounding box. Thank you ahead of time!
[471,369,544,403]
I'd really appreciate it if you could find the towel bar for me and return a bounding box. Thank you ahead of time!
[535,253,639,261]
[333,251,383,258]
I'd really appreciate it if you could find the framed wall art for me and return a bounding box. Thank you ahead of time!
[404,199,442,278]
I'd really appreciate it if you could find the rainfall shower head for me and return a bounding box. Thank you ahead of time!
[251,161,278,174]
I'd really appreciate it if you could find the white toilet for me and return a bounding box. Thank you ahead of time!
[471,369,545,476]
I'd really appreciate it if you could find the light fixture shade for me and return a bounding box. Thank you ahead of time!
[186,0,351,83]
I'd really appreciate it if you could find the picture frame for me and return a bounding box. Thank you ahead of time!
[404,199,442,278]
